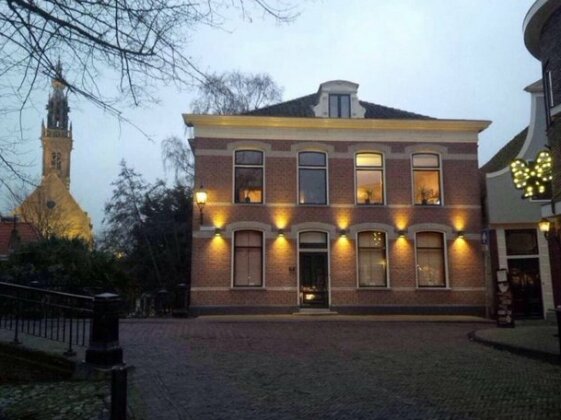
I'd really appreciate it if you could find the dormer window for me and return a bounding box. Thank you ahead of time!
[329,94,351,118]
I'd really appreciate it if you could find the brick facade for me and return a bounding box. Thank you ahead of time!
[186,85,489,315]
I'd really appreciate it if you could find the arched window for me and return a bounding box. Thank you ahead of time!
[412,153,441,205]
[233,230,263,287]
[51,152,61,170]
[356,153,384,204]
[416,232,446,288]
[298,151,327,205]
[234,150,263,203]
[357,231,387,287]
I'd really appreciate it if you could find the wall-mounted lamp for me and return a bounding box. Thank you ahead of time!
[538,218,555,240]
[395,229,408,238]
[338,229,348,238]
[455,230,465,239]
[276,228,285,237]
[195,185,208,225]
[214,227,222,237]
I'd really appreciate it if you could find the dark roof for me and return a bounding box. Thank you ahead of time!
[243,94,434,120]
[480,127,528,173]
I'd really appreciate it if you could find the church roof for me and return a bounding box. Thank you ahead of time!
[243,94,434,120]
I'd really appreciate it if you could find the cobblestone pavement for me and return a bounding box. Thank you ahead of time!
[121,319,561,420]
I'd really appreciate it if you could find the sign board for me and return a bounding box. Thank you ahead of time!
[496,268,515,328]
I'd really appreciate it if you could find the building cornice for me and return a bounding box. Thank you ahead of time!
[523,0,561,59]
[183,114,491,133]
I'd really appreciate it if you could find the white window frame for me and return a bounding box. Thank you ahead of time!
[355,230,390,289]
[232,149,265,205]
[414,231,449,289]
[297,151,329,206]
[354,152,386,206]
[231,229,266,289]
[297,230,331,307]
[411,153,444,206]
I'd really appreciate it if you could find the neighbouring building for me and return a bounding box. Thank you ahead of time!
[16,63,92,243]
[0,216,39,261]
[523,0,561,309]
[481,81,555,319]
[185,80,490,315]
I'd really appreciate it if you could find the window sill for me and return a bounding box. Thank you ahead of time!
[234,202,265,206]
[416,286,450,291]
[298,203,329,207]
[414,204,442,207]
[357,286,390,290]
[231,287,266,291]
[356,203,385,207]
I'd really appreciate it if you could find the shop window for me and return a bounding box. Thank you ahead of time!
[416,232,446,288]
[412,153,441,205]
[233,230,263,287]
[234,150,263,203]
[357,231,387,287]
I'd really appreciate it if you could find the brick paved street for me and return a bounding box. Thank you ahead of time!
[121,319,561,419]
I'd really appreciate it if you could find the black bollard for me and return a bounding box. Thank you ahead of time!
[85,293,123,367]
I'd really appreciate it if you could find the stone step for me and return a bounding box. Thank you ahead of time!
[293,308,339,316]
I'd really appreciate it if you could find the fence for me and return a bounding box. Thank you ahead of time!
[0,281,93,356]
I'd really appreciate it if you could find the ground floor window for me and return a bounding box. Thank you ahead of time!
[416,232,446,287]
[233,230,263,287]
[357,231,387,287]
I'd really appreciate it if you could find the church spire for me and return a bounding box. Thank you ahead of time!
[46,60,70,131]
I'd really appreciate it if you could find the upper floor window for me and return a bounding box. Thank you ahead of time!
[234,150,263,204]
[51,152,61,170]
[412,153,441,205]
[329,94,350,118]
[416,232,446,288]
[233,230,263,287]
[357,231,387,287]
[299,152,327,205]
[356,153,384,205]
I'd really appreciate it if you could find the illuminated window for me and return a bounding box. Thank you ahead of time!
[233,230,263,287]
[299,152,327,205]
[329,94,350,118]
[412,153,441,205]
[51,152,61,170]
[416,232,446,288]
[356,153,384,204]
[234,150,263,203]
[357,231,387,287]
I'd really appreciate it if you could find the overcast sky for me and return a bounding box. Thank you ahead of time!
[0,0,541,234]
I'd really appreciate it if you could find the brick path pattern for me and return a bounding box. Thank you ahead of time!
[121,319,561,419]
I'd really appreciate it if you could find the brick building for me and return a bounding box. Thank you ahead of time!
[185,80,490,315]
[524,0,561,308]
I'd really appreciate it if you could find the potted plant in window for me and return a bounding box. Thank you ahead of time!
[364,189,374,204]
[418,186,433,205]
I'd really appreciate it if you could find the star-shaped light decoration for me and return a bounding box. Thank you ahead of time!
[510,149,552,200]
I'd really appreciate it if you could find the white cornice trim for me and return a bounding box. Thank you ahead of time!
[184,114,490,133]
[523,0,561,59]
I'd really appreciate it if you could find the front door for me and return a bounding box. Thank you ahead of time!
[299,252,328,307]
[507,258,543,318]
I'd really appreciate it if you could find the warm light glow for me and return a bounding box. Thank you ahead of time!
[538,218,551,234]
[273,209,292,230]
[336,211,351,231]
[195,185,208,208]
[456,230,465,239]
[305,293,316,301]
[394,213,409,231]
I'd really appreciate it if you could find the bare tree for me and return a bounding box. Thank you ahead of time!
[0,1,297,183]
[13,184,76,239]
[0,1,295,112]
[161,136,194,187]
[191,71,283,115]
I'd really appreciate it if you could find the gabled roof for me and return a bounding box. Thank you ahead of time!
[243,94,434,120]
[0,220,40,258]
[480,127,528,173]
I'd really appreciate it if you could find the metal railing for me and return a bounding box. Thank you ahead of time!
[0,281,94,356]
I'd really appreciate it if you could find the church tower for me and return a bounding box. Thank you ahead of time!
[16,62,93,242]
[41,61,72,189]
